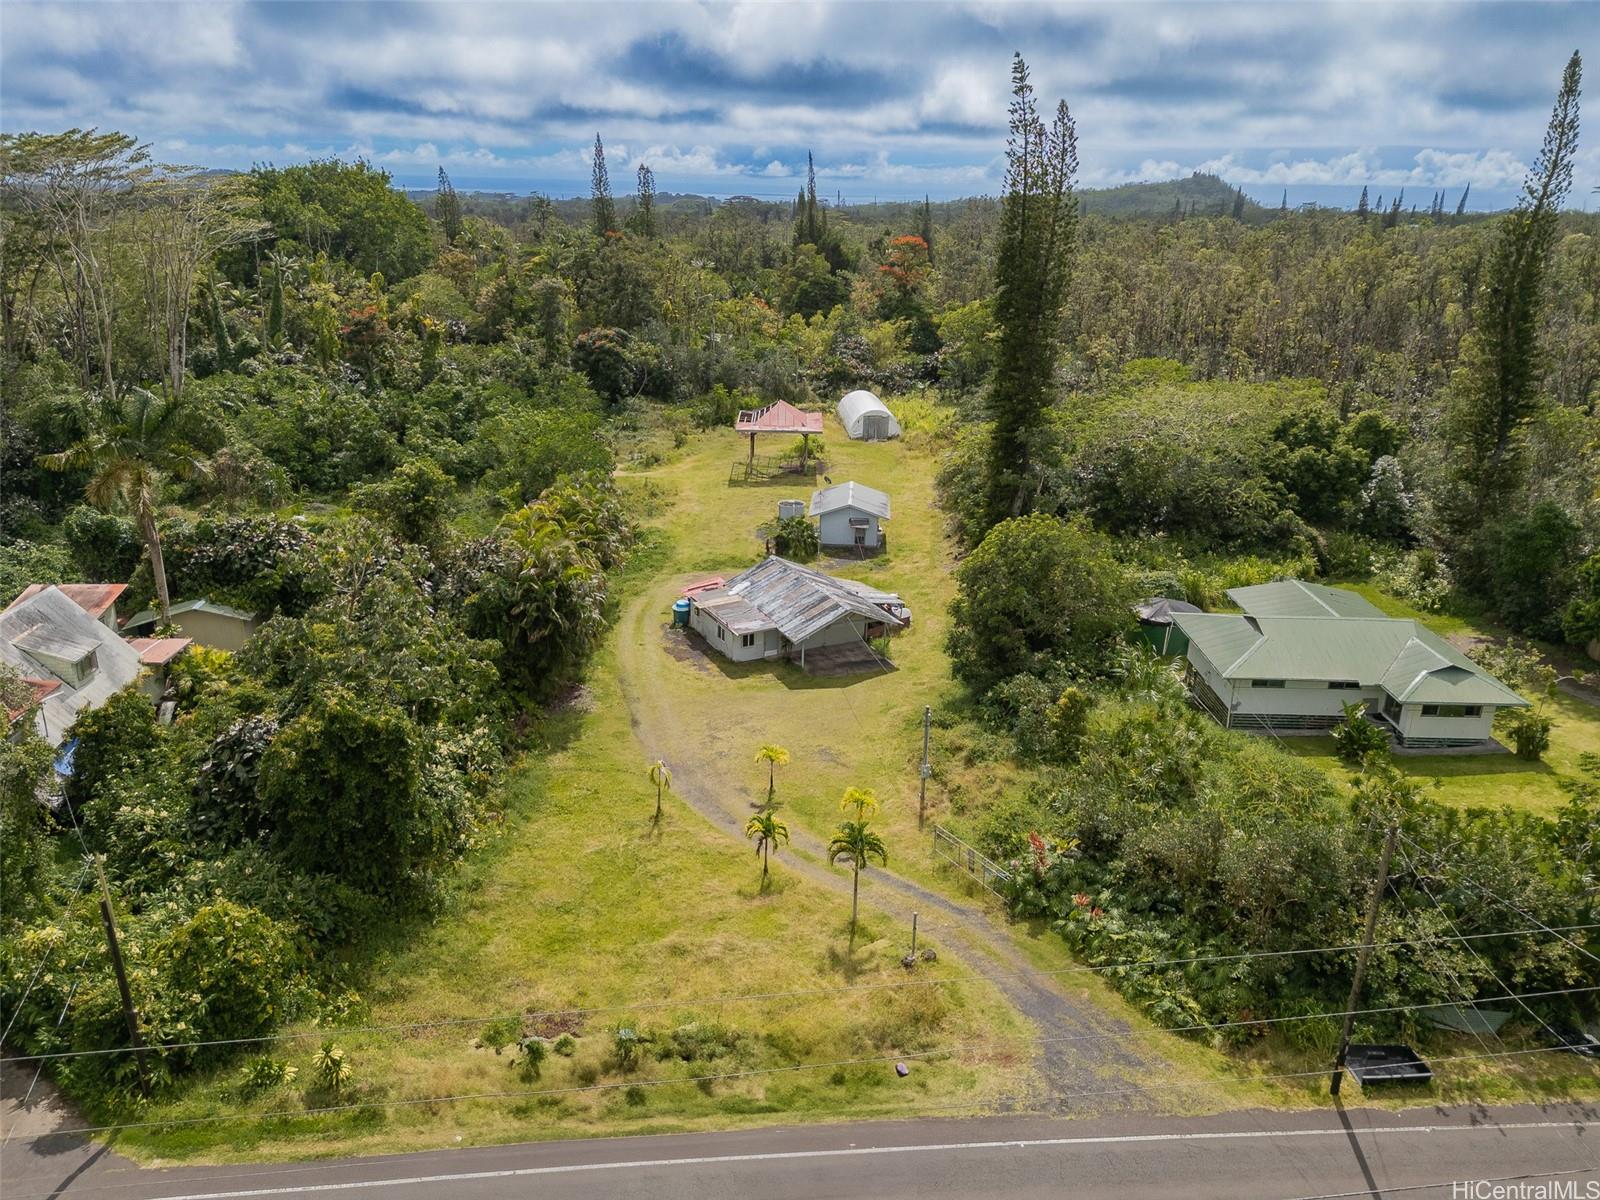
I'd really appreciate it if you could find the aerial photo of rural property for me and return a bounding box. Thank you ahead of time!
[1,2,1598,1196]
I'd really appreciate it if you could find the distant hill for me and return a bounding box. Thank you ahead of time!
[1079,172,1268,220]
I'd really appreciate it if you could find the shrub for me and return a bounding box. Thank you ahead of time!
[612,1025,644,1071]
[773,515,819,561]
[61,505,141,582]
[480,1017,521,1054]
[513,1036,547,1080]
[238,1056,298,1095]
[310,1041,352,1096]
[157,901,299,1047]
[553,1033,578,1056]
[1331,702,1389,764]
[1502,708,1554,761]
[1373,548,1451,612]
[66,687,161,809]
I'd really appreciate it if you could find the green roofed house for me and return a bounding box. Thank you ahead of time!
[122,598,261,652]
[1171,581,1527,747]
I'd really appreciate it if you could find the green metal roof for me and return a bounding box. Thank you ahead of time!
[1227,580,1385,619]
[123,598,258,629]
[1173,612,1528,708]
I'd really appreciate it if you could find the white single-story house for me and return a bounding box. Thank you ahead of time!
[1172,581,1526,747]
[836,390,902,441]
[810,480,891,551]
[123,598,260,651]
[2,586,152,745]
[687,556,909,669]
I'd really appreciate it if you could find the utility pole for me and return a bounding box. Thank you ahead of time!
[94,857,150,1098]
[918,706,931,829]
[1330,822,1398,1096]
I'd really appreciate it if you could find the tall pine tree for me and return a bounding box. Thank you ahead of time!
[982,53,1079,530]
[1455,182,1471,215]
[590,134,616,237]
[436,166,463,244]
[630,162,657,238]
[1445,51,1582,534]
[918,194,934,263]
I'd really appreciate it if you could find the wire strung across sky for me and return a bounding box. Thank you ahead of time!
[6,922,1599,1067]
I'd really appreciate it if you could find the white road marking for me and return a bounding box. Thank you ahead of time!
[141,1119,1594,1199]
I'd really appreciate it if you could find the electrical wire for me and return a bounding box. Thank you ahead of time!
[7,924,1599,1067]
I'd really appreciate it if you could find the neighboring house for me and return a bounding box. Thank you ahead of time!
[810,480,891,551]
[122,598,260,651]
[836,390,902,441]
[1171,581,1526,747]
[687,556,909,668]
[0,586,150,746]
[4,582,128,631]
[127,637,192,702]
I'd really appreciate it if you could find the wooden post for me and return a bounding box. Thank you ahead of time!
[910,912,919,960]
[1331,822,1398,1096]
[918,706,931,829]
[95,858,150,1098]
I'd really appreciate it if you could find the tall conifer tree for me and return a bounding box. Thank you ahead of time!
[1445,51,1582,533]
[982,53,1079,529]
[631,162,657,238]
[436,166,463,244]
[1356,185,1370,219]
[590,134,616,237]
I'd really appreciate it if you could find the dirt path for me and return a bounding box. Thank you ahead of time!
[614,591,1158,1114]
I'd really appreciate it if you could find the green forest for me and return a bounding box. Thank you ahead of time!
[1,48,1596,1144]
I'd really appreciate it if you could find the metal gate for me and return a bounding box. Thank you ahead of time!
[931,824,1012,896]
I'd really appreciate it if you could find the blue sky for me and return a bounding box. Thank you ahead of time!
[2,1,1595,209]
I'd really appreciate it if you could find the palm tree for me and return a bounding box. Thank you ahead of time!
[745,811,790,889]
[828,819,888,944]
[754,743,790,806]
[647,758,672,822]
[41,387,209,623]
[839,786,878,821]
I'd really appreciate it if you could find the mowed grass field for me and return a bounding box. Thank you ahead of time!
[1281,582,1600,817]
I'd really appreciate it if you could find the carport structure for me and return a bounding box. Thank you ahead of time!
[734,399,824,471]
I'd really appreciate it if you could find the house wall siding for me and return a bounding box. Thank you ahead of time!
[817,509,882,548]
[689,604,769,662]
[798,614,872,652]
[1396,704,1498,744]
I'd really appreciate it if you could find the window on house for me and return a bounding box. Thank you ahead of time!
[1421,704,1481,718]
[1250,679,1286,688]
[716,624,725,641]
[740,633,755,648]
[1327,680,1361,690]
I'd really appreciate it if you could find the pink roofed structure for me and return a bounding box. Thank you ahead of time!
[734,399,824,466]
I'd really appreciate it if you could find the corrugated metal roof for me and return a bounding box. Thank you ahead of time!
[701,556,905,645]
[1172,611,1527,707]
[1228,580,1385,619]
[6,582,128,619]
[128,636,192,665]
[1135,596,1202,625]
[809,480,891,519]
[0,586,146,745]
[734,399,824,435]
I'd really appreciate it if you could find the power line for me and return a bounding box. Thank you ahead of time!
[1399,830,1600,966]
[8,923,1598,1067]
[6,1041,1587,1145]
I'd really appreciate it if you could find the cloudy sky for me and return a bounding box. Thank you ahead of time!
[2,1,1594,209]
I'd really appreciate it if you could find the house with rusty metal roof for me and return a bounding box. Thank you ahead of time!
[686,556,909,671]
[1171,581,1526,747]
[4,582,128,629]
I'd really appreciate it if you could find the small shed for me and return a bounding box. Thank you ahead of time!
[837,390,902,441]
[1135,596,1201,655]
[734,399,824,467]
[810,481,891,551]
[123,598,260,652]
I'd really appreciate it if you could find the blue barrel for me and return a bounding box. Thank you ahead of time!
[672,598,691,627]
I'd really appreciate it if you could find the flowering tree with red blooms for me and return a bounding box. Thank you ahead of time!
[877,234,931,300]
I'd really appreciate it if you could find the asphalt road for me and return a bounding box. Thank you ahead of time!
[4,1102,1598,1199]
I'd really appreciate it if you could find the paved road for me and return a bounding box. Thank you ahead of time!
[3,1103,1598,1199]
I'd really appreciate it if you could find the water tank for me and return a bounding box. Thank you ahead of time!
[777,499,806,520]
[672,598,691,627]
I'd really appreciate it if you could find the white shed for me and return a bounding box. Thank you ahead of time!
[810,481,891,550]
[836,390,902,441]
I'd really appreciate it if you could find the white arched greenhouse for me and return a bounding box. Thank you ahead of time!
[836,390,902,441]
